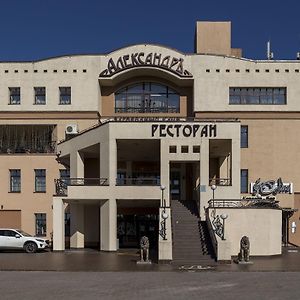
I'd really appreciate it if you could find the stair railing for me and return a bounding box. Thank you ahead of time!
[205,208,217,257]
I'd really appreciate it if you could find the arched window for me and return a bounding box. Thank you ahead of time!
[115,82,180,113]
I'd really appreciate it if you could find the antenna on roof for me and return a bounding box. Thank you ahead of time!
[267,40,274,60]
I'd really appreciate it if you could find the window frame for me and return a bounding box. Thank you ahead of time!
[59,87,71,105]
[34,87,46,105]
[9,169,21,193]
[229,87,287,105]
[241,125,248,148]
[115,82,180,113]
[35,213,46,236]
[241,169,249,193]
[9,87,21,105]
[34,169,46,193]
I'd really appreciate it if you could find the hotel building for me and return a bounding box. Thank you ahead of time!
[0,21,298,263]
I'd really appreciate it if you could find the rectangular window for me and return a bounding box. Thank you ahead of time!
[35,169,46,192]
[35,213,46,236]
[229,87,286,105]
[9,87,20,105]
[59,87,71,105]
[10,169,21,192]
[241,126,248,148]
[241,169,248,193]
[34,87,46,105]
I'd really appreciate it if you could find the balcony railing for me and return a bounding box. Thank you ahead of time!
[54,178,108,196]
[208,198,280,209]
[116,177,160,186]
[209,178,231,186]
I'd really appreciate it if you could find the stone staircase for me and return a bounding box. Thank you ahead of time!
[171,199,216,266]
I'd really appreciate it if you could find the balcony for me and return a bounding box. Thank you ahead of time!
[54,178,108,196]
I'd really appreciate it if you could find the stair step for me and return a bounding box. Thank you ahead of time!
[171,199,216,264]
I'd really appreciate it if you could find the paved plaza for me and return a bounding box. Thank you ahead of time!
[0,247,300,272]
[0,271,299,300]
[1,248,300,299]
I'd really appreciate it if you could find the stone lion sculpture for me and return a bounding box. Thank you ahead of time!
[238,236,250,262]
[140,236,150,262]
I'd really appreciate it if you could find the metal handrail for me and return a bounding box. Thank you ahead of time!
[116,177,160,186]
[54,177,108,196]
[208,198,280,208]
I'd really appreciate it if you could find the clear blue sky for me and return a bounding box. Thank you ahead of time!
[0,0,298,61]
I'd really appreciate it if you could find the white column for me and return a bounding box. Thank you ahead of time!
[52,197,65,251]
[70,203,85,248]
[231,138,241,197]
[159,139,172,261]
[200,139,209,219]
[160,140,170,206]
[100,139,117,186]
[70,151,84,178]
[100,199,117,251]
[158,207,173,261]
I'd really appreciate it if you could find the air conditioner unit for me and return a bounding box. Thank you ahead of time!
[65,124,78,135]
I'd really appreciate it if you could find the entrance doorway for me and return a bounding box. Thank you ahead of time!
[117,212,158,248]
[117,201,159,251]
[170,162,199,201]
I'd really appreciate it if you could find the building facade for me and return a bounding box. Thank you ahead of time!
[0,21,299,262]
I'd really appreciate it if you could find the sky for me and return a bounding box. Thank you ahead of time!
[0,0,299,61]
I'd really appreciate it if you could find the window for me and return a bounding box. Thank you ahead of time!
[35,213,46,236]
[241,169,248,193]
[0,125,55,154]
[60,169,70,183]
[35,169,46,192]
[59,87,71,105]
[169,146,177,153]
[34,87,46,105]
[9,87,20,105]
[10,169,21,192]
[193,145,200,153]
[181,146,188,153]
[115,82,180,113]
[241,126,248,148]
[229,87,286,105]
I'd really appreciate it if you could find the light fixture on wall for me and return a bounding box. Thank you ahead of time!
[220,213,228,240]
[211,184,217,207]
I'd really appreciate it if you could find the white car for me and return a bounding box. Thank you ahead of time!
[0,229,49,253]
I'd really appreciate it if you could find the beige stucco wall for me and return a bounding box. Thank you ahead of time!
[0,56,101,112]
[191,55,300,113]
[208,208,282,257]
[195,21,231,55]
[0,118,97,238]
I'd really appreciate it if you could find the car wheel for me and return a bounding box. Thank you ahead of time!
[24,242,37,253]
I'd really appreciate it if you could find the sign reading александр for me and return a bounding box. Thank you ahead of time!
[99,52,192,78]
[151,124,217,138]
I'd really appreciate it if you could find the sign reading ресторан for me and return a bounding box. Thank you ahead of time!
[99,52,192,78]
[151,124,217,138]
